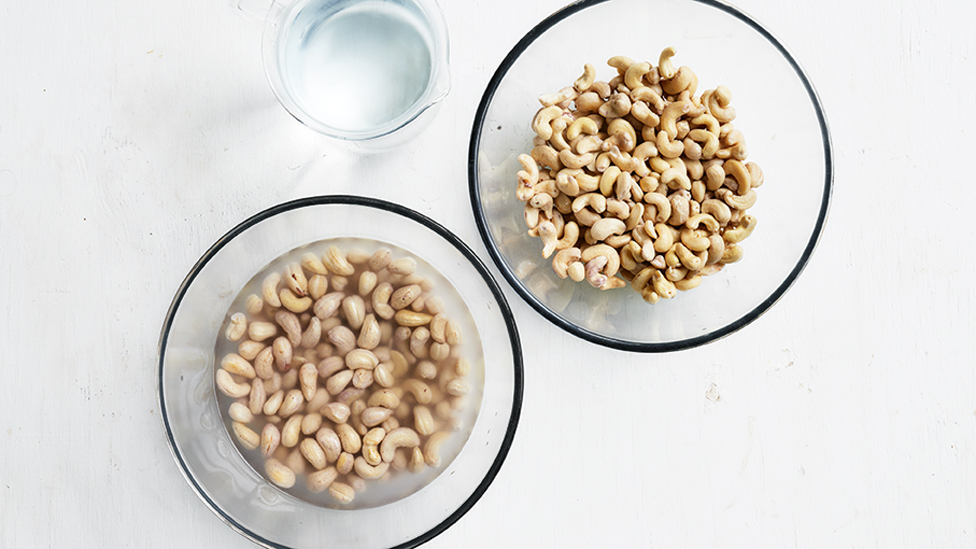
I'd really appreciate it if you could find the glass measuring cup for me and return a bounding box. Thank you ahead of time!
[237,0,451,149]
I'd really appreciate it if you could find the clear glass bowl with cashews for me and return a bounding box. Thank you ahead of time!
[158,197,522,549]
[469,0,832,351]
[215,238,482,509]
[516,47,762,303]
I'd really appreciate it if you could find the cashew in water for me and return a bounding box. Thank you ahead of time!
[217,370,251,398]
[300,437,328,470]
[322,246,355,277]
[424,431,451,467]
[221,353,256,379]
[329,482,355,504]
[265,458,296,488]
[306,466,338,493]
[299,363,318,401]
[335,422,362,454]
[278,390,304,418]
[380,427,421,463]
[354,456,390,480]
[262,273,282,308]
[394,310,432,327]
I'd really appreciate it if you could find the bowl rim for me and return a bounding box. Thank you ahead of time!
[157,195,524,548]
[467,0,833,353]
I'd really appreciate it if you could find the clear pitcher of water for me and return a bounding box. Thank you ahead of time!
[237,0,450,149]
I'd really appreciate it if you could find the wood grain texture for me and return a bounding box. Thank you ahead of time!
[1,0,974,547]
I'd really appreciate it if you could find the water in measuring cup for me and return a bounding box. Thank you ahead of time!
[280,0,435,134]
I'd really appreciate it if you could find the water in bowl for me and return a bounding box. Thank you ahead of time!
[278,0,435,134]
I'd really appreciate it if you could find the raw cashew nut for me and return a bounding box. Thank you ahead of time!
[590,218,626,241]
[572,192,607,214]
[532,106,563,140]
[658,47,678,79]
[538,85,578,107]
[651,270,677,299]
[566,116,599,141]
[701,198,732,225]
[680,226,712,252]
[581,244,621,277]
[655,130,685,159]
[598,93,632,119]
[662,65,697,95]
[552,247,582,279]
[717,188,758,210]
[723,159,753,195]
[516,154,541,201]
[558,148,594,170]
[574,63,597,92]
[723,214,758,243]
[624,61,652,90]
[706,234,726,265]
[707,85,736,123]
[660,100,691,140]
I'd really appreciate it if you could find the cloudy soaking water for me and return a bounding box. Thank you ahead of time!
[278,0,435,134]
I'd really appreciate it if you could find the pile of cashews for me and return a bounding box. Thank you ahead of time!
[217,244,472,505]
[516,47,763,303]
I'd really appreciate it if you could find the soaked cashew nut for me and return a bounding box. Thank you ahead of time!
[262,273,282,308]
[265,458,296,488]
[354,456,390,480]
[380,427,421,463]
[216,370,251,398]
[423,431,451,467]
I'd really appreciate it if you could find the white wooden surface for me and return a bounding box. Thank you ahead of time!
[2,0,975,547]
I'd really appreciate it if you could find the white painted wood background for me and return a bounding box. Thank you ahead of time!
[1,0,974,547]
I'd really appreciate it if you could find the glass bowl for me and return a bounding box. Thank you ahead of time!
[158,196,522,548]
[468,0,832,352]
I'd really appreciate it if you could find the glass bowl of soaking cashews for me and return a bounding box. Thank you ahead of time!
[158,196,522,548]
[469,0,832,351]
